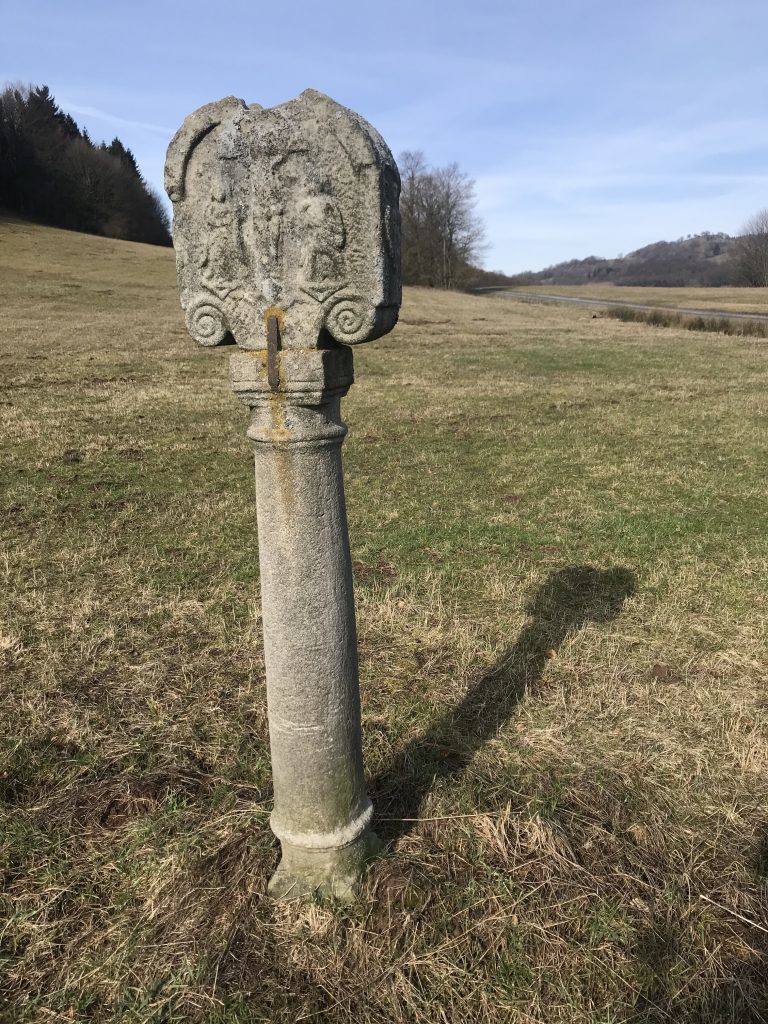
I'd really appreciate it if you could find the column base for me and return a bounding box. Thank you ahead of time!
[268,828,381,902]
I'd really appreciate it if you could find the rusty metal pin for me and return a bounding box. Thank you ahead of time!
[267,314,281,390]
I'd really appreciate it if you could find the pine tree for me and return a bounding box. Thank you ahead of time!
[0,83,171,245]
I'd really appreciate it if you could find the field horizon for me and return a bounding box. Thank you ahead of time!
[1,219,767,1023]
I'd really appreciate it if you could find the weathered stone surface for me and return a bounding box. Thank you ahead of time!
[241,355,378,900]
[165,89,400,350]
[166,91,400,901]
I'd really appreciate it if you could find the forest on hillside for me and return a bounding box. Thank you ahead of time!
[0,84,171,246]
[502,233,740,288]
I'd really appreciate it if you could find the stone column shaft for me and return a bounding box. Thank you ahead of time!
[232,346,377,898]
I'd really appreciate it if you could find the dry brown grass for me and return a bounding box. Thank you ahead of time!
[1,219,767,1022]
[602,306,768,339]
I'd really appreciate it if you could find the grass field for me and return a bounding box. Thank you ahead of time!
[2,218,768,1023]
[513,283,768,315]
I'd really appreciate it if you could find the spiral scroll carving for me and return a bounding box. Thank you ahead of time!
[325,297,373,345]
[185,297,229,346]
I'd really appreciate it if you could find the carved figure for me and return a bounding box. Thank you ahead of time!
[165,89,401,349]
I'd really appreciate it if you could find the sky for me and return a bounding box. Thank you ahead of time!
[3,0,768,273]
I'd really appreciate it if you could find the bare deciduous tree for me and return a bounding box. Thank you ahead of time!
[734,208,768,287]
[399,150,486,289]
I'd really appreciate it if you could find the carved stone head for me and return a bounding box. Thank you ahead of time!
[165,90,401,350]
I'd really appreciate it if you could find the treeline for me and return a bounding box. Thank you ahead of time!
[399,150,487,289]
[0,84,171,246]
[734,210,768,287]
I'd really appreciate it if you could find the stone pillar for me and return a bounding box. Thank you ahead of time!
[164,89,401,899]
[231,346,378,898]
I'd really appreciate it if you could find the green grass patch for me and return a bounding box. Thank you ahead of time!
[1,224,767,1022]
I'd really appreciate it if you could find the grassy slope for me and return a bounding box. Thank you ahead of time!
[1,219,767,1023]
[515,283,768,314]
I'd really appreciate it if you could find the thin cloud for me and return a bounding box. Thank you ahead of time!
[61,102,173,136]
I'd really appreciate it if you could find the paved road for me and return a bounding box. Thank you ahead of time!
[477,288,768,324]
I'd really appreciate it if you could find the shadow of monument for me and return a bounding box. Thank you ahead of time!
[371,564,636,844]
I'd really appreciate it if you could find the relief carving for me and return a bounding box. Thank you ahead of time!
[165,90,401,350]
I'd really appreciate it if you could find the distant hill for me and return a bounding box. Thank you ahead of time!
[498,232,739,288]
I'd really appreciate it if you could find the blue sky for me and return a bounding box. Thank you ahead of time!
[3,0,768,272]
